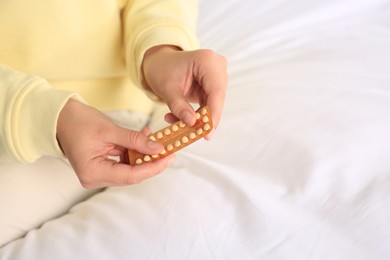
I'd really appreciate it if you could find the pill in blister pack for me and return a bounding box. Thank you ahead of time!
[128,106,213,166]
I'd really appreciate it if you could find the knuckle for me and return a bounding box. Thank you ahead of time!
[167,98,184,115]
[195,49,228,70]
[126,175,141,185]
[80,182,93,189]
[76,168,98,189]
[127,130,145,146]
[79,175,94,189]
[196,49,216,63]
[200,49,215,57]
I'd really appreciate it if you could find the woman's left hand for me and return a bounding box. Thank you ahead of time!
[142,46,228,139]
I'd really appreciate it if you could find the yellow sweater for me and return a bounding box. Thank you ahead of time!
[0,0,199,163]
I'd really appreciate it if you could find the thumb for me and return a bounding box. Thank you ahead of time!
[165,91,196,126]
[114,126,163,155]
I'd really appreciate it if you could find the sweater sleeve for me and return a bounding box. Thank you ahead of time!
[122,0,200,89]
[0,65,79,163]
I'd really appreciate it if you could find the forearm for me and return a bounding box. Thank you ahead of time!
[122,0,199,89]
[0,65,78,163]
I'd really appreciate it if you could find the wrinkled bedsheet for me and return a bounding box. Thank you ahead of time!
[1,0,390,259]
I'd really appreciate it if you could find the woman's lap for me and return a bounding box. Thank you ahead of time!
[0,109,150,247]
[0,157,98,247]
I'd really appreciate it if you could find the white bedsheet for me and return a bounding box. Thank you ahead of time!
[1,0,390,259]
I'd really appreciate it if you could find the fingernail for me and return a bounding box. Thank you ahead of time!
[183,111,195,125]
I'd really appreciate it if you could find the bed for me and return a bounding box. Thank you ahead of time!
[1,0,390,259]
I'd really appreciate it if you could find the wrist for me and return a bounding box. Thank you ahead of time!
[56,98,80,154]
[141,45,181,102]
[144,45,181,60]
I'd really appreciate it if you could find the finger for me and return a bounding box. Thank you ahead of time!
[203,70,227,130]
[125,154,176,184]
[194,51,228,129]
[84,154,176,188]
[165,90,197,126]
[206,87,226,130]
[166,107,214,141]
[112,127,163,155]
[164,113,179,124]
[142,127,151,135]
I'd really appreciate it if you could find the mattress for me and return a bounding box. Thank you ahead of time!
[1,0,390,259]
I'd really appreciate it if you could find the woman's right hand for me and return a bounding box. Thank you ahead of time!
[56,98,175,189]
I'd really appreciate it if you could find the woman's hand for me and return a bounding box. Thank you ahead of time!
[142,46,228,138]
[56,98,175,189]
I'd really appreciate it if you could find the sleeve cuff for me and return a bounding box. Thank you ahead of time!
[9,77,82,163]
[127,25,200,89]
